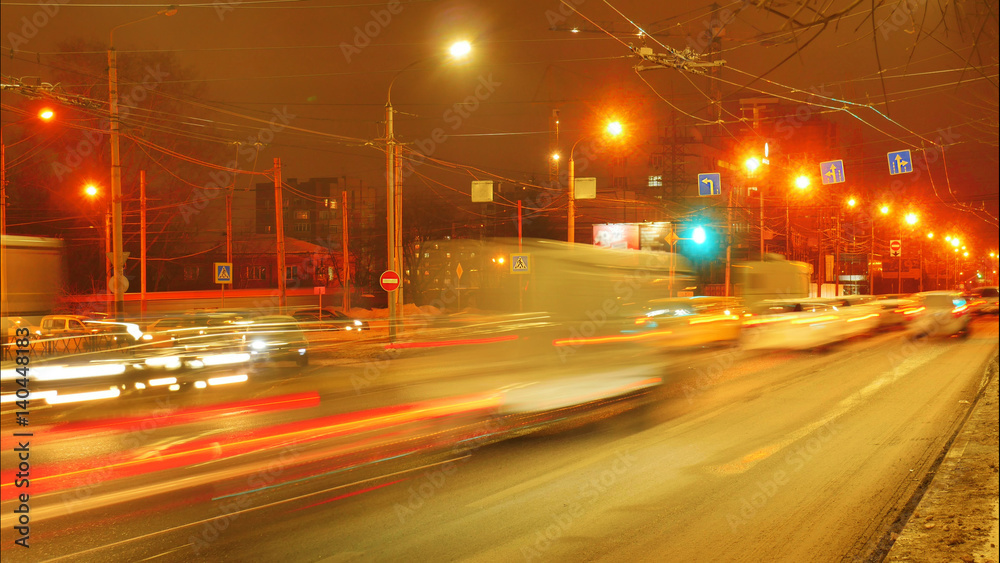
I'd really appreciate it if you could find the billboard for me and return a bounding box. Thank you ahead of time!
[593,224,640,250]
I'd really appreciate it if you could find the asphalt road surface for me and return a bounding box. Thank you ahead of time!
[2,317,997,562]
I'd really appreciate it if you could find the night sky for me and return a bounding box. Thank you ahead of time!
[2,0,997,249]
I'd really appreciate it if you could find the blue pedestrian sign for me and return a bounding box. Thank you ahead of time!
[887,150,913,175]
[214,262,233,284]
[697,173,721,196]
[510,254,530,274]
[819,160,846,185]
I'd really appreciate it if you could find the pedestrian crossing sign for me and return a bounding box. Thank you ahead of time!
[215,262,233,284]
[510,254,530,274]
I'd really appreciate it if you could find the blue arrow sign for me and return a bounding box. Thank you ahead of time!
[697,173,721,196]
[887,150,913,175]
[819,160,846,185]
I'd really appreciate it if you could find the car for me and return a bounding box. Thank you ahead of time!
[243,315,309,366]
[906,291,971,338]
[871,295,920,329]
[628,296,744,349]
[742,300,861,350]
[38,315,93,337]
[140,313,247,352]
[965,286,999,315]
[291,307,370,331]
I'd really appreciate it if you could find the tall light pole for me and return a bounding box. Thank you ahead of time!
[384,40,471,339]
[566,120,623,243]
[745,157,762,256]
[108,6,176,319]
[1,109,55,327]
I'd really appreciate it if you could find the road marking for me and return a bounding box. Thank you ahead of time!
[41,456,468,561]
[710,344,951,475]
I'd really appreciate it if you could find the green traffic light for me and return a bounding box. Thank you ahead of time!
[692,226,707,244]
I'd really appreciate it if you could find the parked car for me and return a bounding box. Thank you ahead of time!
[906,291,972,338]
[141,313,247,352]
[243,315,309,366]
[291,307,369,331]
[38,315,92,337]
[965,286,999,315]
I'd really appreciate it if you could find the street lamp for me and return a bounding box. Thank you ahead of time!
[108,6,177,319]
[1,108,56,327]
[384,40,472,340]
[567,120,623,244]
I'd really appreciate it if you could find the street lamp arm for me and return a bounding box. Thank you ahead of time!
[109,6,177,47]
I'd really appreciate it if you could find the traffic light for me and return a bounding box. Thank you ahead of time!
[692,226,707,244]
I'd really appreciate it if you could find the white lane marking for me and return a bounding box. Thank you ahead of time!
[41,455,468,562]
[711,344,951,475]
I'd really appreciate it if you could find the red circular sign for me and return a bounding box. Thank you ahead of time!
[890,240,901,251]
[379,270,401,292]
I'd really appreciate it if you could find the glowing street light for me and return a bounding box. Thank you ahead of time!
[847,197,857,208]
[550,152,560,162]
[566,119,625,244]
[745,157,761,174]
[904,212,918,226]
[84,184,99,198]
[385,40,474,339]
[449,40,472,59]
[38,108,55,121]
[794,175,810,190]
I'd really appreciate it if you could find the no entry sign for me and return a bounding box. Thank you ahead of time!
[379,270,401,291]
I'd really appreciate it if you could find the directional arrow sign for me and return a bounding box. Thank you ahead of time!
[887,150,913,175]
[697,173,721,196]
[819,160,846,185]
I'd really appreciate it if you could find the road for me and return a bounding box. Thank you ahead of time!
[1,317,997,562]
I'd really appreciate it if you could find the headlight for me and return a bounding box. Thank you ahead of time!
[250,340,268,351]
[142,334,153,341]
[353,320,362,326]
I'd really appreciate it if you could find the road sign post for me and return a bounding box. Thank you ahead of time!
[379,270,401,292]
[887,150,913,175]
[697,173,722,196]
[215,262,232,308]
[819,160,846,185]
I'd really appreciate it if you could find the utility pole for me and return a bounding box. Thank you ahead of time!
[385,102,397,340]
[227,144,239,269]
[567,156,576,244]
[834,212,841,297]
[342,190,350,312]
[725,186,733,296]
[273,158,286,313]
[108,45,125,319]
[140,170,147,316]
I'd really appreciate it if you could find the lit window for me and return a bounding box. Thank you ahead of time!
[295,210,309,220]
[648,175,663,187]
